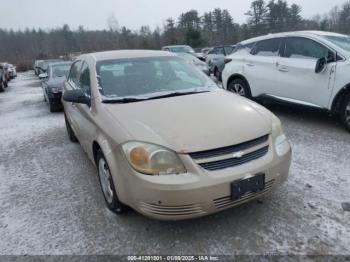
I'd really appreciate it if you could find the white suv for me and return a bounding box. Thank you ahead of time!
[222,31,350,132]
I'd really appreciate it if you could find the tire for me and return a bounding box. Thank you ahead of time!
[49,102,59,113]
[340,93,350,132]
[0,82,4,92]
[64,113,78,142]
[96,149,126,214]
[4,81,8,88]
[227,78,252,98]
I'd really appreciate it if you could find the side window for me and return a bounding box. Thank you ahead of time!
[283,37,329,60]
[80,62,91,95]
[216,47,225,55]
[224,46,234,56]
[251,38,281,57]
[68,61,82,87]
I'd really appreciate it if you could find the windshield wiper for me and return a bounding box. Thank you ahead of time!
[102,90,210,104]
[144,90,210,100]
[102,97,147,104]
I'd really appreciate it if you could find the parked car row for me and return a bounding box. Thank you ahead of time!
[33,59,63,76]
[0,62,17,92]
[162,44,237,82]
[162,45,211,76]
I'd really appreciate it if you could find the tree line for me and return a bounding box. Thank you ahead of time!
[1,0,350,70]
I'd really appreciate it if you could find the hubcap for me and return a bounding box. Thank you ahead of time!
[231,83,246,96]
[346,102,350,124]
[98,158,114,204]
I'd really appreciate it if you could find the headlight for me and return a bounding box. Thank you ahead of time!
[122,142,186,176]
[271,114,290,156]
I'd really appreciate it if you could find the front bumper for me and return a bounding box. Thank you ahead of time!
[109,137,292,221]
[48,91,63,105]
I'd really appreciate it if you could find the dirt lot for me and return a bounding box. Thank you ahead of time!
[0,72,349,255]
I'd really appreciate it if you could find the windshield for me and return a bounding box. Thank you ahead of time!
[96,56,216,100]
[323,35,350,52]
[51,64,71,78]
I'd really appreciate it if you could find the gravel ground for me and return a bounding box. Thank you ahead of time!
[0,72,349,255]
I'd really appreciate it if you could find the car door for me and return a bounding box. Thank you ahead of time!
[65,60,83,139]
[275,37,336,108]
[73,61,97,154]
[243,38,283,96]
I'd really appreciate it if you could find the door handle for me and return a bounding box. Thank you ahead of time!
[246,63,255,67]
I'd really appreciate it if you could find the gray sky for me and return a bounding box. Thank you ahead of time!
[0,0,346,31]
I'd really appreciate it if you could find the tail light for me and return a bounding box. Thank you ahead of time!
[224,58,232,64]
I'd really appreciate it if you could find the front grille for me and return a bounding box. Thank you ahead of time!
[139,202,205,217]
[189,135,269,160]
[214,179,275,209]
[189,135,269,171]
[198,146,269,171]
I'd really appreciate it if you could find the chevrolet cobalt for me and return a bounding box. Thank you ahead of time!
[62,50,292,220]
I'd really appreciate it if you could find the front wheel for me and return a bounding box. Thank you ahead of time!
[227,78,251,98]
[0,82,4,92]
[340,94,350,132]
[96,150,126,214]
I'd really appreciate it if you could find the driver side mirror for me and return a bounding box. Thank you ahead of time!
[63,89,91,107]
[315,57,327,74]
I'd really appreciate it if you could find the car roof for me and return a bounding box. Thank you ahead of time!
[49,61,72,67]
[213,45,236,48]
[84,50,177,61]
[163,45,190,48]
[240,30,348,45]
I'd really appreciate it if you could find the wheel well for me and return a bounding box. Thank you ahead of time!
[92,141,101,164]
[227,74,249,88]
[331,85,350,113]
[226,74,251,95]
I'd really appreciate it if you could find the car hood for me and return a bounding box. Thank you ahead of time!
[104,89,272,153]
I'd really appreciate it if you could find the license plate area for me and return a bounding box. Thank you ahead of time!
[231,173,265,200]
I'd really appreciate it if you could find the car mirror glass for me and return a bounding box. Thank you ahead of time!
[315,57,327,74]
[63,89,91,106]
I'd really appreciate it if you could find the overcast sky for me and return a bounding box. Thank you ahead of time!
[0,0,346,31]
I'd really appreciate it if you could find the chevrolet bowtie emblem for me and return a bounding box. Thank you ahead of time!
[232,151,245,158]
